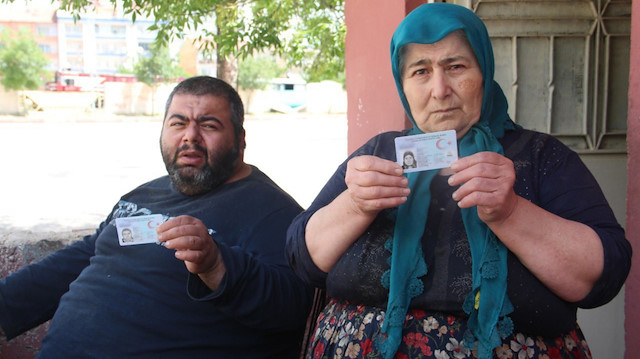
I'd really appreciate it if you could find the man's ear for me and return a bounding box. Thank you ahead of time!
[239,129,247,150]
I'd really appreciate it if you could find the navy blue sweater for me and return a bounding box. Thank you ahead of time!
[287,129,631,337]
[1,167,312,358]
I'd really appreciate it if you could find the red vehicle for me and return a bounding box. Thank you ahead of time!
[46,70,137,92]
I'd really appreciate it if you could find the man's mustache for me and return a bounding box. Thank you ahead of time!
[175,144,207,157]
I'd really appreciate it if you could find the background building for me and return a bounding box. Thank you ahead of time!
[56,5,157,74]
[0,2,59,71]
[0,0,208,81]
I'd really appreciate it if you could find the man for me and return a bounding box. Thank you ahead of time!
[120,227,134,243]
[0,76,312,358]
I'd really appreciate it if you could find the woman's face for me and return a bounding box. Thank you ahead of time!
[401,32,484,139]
[403,153,414,166]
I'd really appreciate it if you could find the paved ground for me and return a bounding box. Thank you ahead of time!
[0,111,347,242]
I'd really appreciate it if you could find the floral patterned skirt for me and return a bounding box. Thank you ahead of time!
[305,299,591,359]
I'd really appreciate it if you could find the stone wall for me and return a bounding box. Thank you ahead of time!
[0,230,91,358]
[0,89,22,115]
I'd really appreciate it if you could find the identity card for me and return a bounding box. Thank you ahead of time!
[115,214,165,246]
[394,130,458,173]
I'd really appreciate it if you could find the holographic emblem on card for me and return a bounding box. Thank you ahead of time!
[115,214,165,246]
[394,130,458,173]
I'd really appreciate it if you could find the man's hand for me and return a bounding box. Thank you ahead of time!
[344,155,410,217]
[448,151,518,224]
[157,215,226,291]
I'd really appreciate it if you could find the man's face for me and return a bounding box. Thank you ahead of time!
[401,32,484,139]
[160,93,243,196]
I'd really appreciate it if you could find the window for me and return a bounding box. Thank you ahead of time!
[138,42,151,53]
[37,24,57,37]
[66,40,83,54]
[111,25,126,36]
[65,23,82,37]
[464,0,630,153]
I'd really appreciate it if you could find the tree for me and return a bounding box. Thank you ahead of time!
[285,2,345,84]
[134,43,185,86]
[237,53,285,113]
[133,43,186,115]
[0,27,49,91]
[237,54,285,91]
[52,0,345,87]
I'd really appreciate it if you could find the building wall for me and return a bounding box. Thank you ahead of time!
[0,23,58,71]
[56,8,156,74]
[34,23,59,70]
[0,2,208,85]
[0,4,59,71]
[0,87,22,114]
[103,82,175,116]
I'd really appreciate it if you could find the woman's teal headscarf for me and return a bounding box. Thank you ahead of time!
[379,3,517,358]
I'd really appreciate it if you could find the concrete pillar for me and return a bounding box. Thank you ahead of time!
[344,0,407,154]
[625,0,640,357]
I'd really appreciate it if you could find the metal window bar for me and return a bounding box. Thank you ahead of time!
[454,0,629,154]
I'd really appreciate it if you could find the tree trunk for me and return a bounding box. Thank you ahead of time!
[213,1,238,89]
[217,52,238,90]
[150,86,156,116]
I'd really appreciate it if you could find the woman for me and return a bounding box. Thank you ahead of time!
[287,3,631,359]
[402,151,417,169]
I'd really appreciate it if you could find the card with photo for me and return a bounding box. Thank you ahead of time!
[115,214,165,246]
[394,130,458,173]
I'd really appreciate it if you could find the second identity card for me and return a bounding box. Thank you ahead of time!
[115,214,165,246]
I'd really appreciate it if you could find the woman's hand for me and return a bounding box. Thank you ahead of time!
[448,152,603,301]
[344,155,410,217]
[448,151,518,224]
[305,155,409,273]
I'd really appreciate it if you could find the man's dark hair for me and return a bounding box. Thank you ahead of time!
[164,76,245,138]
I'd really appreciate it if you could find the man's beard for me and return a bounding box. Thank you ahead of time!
[162,142,239,196]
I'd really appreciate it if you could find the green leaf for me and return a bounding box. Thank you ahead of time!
[2,0,345,83]
[0,28,49,91]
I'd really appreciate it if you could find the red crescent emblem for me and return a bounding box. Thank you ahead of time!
[436,139,448,150]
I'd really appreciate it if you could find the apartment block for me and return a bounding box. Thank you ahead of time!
[0,0,206,78]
